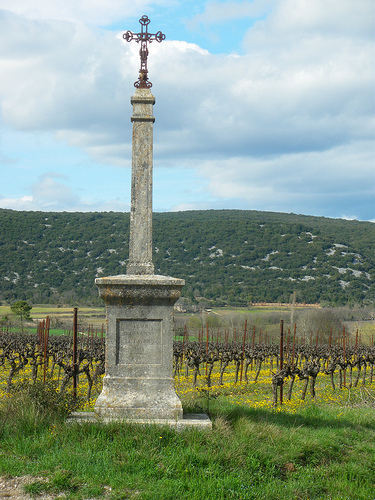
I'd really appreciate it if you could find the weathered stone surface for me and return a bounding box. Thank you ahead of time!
[96,274,184,305]
[127,88,155,276]
[95,274,185,420]
[68,412,212,430]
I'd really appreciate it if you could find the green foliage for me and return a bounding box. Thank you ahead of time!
[23,380,82,419]
[0,209,374,307]
[0,390,49,440]
[0,381,81,441]
[10,300,32,321]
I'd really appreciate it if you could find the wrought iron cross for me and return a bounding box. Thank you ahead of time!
[124,15,166,89]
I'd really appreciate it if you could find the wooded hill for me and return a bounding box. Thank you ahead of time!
[0,209,374,307]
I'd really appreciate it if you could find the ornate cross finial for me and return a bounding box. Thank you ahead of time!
[124,15,166,89]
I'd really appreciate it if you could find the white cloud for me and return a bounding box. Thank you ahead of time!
[0,195,35,210]
[32,172,80,208]
[340,215,359,221]
[263,0,374,39]
[190,139,375,217]
[1,7,372,161]
[0,0,169,26]
[1,172,83,211]
[0,1,374,219]
[0,12,130,131]
[188,0,273,27]
[0,172,130,212]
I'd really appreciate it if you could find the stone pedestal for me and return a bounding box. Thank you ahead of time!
[94,274,185,420]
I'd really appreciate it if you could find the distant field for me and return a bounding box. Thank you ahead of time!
[0,305,104,316]
[2,304,300,338]
[0,305,106,329]
[209,304,317,316]
[1,304,299,321]
[2,304,374,344]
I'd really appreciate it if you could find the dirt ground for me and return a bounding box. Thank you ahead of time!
[0,476,114,500]
[0,476,54,500]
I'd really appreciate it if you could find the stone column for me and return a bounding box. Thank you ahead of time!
[127,88,155,276]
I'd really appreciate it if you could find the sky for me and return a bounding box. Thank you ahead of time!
[0,0,374,221]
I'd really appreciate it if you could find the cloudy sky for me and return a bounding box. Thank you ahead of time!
[0,0,374,220]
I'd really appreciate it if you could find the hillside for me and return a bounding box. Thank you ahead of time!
[0,209,374,306]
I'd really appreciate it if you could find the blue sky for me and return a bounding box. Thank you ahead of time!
[0,0,374,220]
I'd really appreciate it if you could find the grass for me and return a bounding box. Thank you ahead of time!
[0,361,374,500]
[0,397,374,499]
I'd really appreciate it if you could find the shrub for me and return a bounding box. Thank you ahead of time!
[0,380,81,439]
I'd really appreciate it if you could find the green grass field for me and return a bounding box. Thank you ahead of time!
[0,356,374,499]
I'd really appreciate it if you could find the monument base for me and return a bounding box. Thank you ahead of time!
[95,376,183,420]
[68,412,212,430]
[94,274,189,423]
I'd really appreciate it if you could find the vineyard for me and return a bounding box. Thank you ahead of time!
[1,317,375,500]
[1,317,374,413]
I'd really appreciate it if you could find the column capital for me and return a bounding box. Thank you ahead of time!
[131,88,155,104]
[130,88,155,123]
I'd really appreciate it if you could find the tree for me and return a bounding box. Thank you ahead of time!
[297,308,343,344]
[10,300,32,333]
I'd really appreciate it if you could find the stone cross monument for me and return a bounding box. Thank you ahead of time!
[124,15,165,275]
[93,17,210,427]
